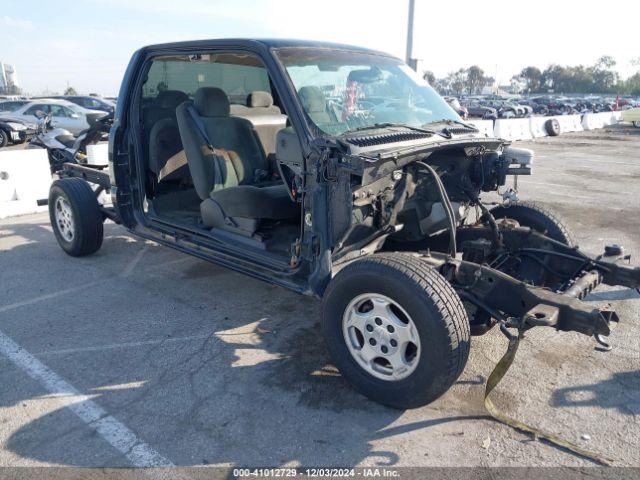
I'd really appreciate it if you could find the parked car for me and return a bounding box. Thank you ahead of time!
[59,96,115,113]
[45,39,637,412]
[462,100,498,119]
[8,99,107,135]
[0,100,31,113]
[622,107,640,127]
[0,115,35,148]
[444,97,468,118]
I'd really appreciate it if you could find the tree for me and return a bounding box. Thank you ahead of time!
[64,86,78,95]
[422,70,436,86]
[465,66,487,94]
[447,69,467,96]
[592,55,618,92]
[519,66,543,93]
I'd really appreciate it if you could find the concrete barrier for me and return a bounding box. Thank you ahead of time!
[611,111,622,124]
[0,149,52,219]
[494,118,533,141]
[467,119,494,137]
[582,112,604,130]
[552,114,583,134]
[529,116,549,138]
[599,111,613,126]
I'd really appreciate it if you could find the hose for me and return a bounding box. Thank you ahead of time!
[415,161,457,257]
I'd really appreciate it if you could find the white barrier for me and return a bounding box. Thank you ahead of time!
[87,142,109,166]
[599,111,613,126]
[582,112,604,130]
[467,119,494,137]
[552,114,583,134]
[0,149,52,219]
[494,118,533,141]
[529,116,549,138]
[612,111,622,123]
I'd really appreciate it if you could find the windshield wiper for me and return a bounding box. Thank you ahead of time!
[423,118,479,132]
[342,122,448,138]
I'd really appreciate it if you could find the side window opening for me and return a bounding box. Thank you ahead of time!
[138,52,303,261]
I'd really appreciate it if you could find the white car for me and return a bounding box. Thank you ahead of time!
[7,99,108,134]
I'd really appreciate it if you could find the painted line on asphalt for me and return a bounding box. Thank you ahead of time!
[120,244,150,277]
[0,256,193,315]
[0,329,174,467]
[0,281,102,314]
[33,334,211,356]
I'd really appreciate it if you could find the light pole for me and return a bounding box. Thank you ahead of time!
[406,0,417,71]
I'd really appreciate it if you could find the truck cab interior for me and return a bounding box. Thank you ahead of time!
[139,53,303,260]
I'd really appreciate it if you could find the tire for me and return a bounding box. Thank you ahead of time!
[545,118,561,136]
[49,178,104,257]
[0,130,8,148]
[488,200,575,247]
[633,121,640,128]
[321,253,470,409]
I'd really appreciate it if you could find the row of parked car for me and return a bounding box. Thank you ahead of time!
[446,95,640,120]
[0,95,115,148]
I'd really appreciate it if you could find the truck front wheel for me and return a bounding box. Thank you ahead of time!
[49,178,104,257]
[488,200,575,247]
[321,253,470,409]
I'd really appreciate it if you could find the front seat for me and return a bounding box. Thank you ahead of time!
[176,87,298,236]
[297,86,336,126]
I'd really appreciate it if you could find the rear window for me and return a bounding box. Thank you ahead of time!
[142,53,271,103]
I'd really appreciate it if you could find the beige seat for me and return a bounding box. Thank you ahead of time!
[231,91,288,155]
[175,87,297,236]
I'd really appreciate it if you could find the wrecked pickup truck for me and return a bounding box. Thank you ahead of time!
[46,39,640,410]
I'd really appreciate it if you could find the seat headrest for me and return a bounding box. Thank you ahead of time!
[297,86,326,113]
[248,91,273,108]
[157,90,189,110]
[194,87,230,117]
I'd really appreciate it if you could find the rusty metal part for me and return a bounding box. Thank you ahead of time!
[564,270,602,299]
[421,252,619,338]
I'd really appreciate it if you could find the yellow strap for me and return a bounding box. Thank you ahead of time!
[159,149,188,181]
[485,330,615,466]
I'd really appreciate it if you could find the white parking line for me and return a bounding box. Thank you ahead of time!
[0,282,102,314]
[0,329,174,467]
[120,245,150,278]
[34,334,211,356]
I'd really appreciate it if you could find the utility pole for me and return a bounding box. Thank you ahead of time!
[406,0,417,71]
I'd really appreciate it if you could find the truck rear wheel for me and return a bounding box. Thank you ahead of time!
[321,253,470,409]
[49,178,104,257]
[489,200,575,247]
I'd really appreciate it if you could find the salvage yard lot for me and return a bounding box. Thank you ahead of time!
[0,125,638,468]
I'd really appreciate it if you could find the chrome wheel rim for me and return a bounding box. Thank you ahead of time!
[54,196,75,242]
[342,293,421,381]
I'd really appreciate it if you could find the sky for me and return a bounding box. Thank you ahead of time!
[1,0,638,96]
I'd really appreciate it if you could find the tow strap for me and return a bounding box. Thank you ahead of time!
[484,326,615,466]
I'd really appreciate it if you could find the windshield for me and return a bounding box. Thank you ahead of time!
[275,47,460,136]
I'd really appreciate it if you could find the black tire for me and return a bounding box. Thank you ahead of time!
[0,129,8,148]
[488,200,575,247]
[633,121,640,128]
[321,253,470,409]
[545,118,561,136]
[49,178,104,257]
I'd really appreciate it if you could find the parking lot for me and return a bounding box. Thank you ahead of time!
[0,124,639,469]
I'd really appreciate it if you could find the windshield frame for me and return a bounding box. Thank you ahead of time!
[273,46,461,139]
